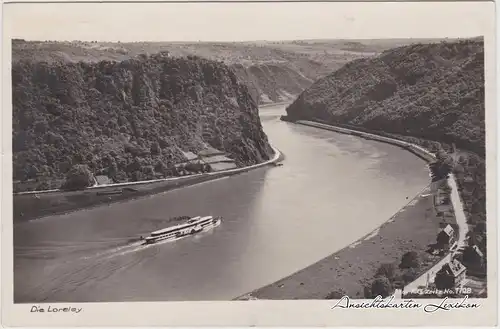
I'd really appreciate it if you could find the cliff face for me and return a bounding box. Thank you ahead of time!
[231,62,314,104]
[286,39,485,155]
[12,53,273,184]
[12,40,384,106]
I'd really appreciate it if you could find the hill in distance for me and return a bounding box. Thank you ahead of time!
[284,37,486,251]
[12,39,448,105]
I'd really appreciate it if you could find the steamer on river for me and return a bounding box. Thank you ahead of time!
[142,216,222,245]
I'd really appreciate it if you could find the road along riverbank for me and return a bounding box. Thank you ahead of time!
[402,173,470,295]
[14,145,282,222]
[237,120,466,300]
[295,121,470,296]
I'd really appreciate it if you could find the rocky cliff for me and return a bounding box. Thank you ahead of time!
[285,38,485,155]
[12,40,388,105]
[230,62,314,104]
[12,53,273,186]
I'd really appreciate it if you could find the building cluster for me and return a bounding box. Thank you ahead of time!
[401,166,485,298]
[422,173,485,293]
[176,148,237,174]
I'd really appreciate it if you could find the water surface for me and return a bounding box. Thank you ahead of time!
[14,104,429,302]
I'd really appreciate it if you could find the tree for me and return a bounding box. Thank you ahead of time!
[35,180,51,191]
[154,161,165,173]
[434,267,455,290]
[370,276,393,298]
[325,289,347,299]
[150,142,161,155]
[402,268,419,284]
[25,164,40,179]
[462,246,482,267]
[185,162,203,173]
[108,161,118,178]
[474,222,486,233]
[61,164,95,191]
[363,285,372,298]
[375,263,397,281]
[113,170,128,183]
[400,251,420,269]
[170,167,179,177]
[142,165,155,180]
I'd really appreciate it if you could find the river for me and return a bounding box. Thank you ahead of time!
[14,104,430,303]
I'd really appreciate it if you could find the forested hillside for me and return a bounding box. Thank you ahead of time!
[285,38,487,256]
[286,39,485,155]
[12,53,273,189]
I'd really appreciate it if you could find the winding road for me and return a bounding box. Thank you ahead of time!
[403,173,469,293]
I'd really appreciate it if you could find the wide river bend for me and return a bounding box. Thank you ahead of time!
[14,104,429,302]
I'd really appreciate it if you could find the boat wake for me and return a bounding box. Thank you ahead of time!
[81,217,222,262]
[143,216,221,245]
[15,216,222,302]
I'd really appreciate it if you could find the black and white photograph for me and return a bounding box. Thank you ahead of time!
[1,0,497,326]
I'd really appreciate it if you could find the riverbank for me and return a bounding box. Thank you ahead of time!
[259,100,295,109]
[296,120,436,163]
[238,185,450,299]
[14,145,282,222]
[237,120,461,300]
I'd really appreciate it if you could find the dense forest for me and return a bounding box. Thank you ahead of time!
[286,39,485,155]
[12,53,273,190]
[285,38,487,257]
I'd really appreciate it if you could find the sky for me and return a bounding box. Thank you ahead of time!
[3,1,494,42]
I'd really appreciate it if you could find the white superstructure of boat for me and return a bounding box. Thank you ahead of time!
[143,216,221,244]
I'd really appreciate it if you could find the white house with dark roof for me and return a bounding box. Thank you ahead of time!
[95,175,113,185]
[437,224,455,247]
[440,259,467,286]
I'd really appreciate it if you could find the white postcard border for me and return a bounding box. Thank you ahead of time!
[1,1,497,326]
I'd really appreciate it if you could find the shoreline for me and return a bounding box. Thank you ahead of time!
[259,100,294,109]
[237,184,449,300]
[296,120,436,163]
[15,100,292,197]
[15,144,282,196]
[236,119,461,300]
[14,145,282,223]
